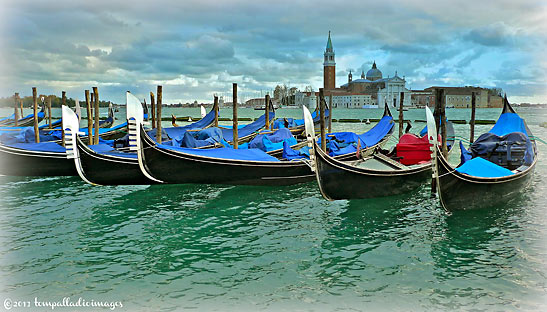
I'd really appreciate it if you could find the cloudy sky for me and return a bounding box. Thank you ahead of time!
[0,0,546,104]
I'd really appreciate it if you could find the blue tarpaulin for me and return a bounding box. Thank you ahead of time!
[326,115,394,156]
[282,141,310,160]
[455,156,514,178]
[488,113,528,137]
[177,128,224,148]
[248,128,297,152]
[89,144,138,159]
[5,141,66,153]
[157,144,280,162]
[147,107,217,140]
[221,112,275,142]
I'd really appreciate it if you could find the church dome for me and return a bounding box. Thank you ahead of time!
[366,61,382,81]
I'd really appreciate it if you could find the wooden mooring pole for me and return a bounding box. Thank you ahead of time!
[398,92,404,138]
[19,94,24,120]
[319,88,326,152]
[14,93,19,127]
[47,96,52,128]
[470,92,476,143]
[85,90,93,145]
[156,86,162,143]
[150,92,156,129]
[232,83,238,149]
[328,94,333,133]
[213,95,219,127]
[93,87,99,145]
[32,87,39,143]
[440,91,447,158]
[265,94,270,130]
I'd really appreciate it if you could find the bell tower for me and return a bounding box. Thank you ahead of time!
[323,31,335,90]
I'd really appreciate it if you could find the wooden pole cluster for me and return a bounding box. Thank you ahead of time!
[14,93,19,127]
[93,87,99,145]
[232,83,238,149]
[213,95,219,127]
[32,87,39,143]
[470,92,476,143]
[150,92,156,129]
[85,90,93,145]
[328,94,333,133]
[156,86,162,143]
[319,88,326,152]
[398,92,405,138]
[265,94,270,130]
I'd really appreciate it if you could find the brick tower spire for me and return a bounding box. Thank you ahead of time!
[323,31,335,90]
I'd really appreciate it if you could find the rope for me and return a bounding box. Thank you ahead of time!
[529,136,547,145]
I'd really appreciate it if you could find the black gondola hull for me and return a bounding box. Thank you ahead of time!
[0,144,77,176]
[314,142,431,200]
[435,146,536,211]
[140,126,314,186]
[76,137,155,185]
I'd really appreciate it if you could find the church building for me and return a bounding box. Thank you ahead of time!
[311,32,412,108]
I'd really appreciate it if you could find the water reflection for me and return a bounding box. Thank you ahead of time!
[430,196,526,281]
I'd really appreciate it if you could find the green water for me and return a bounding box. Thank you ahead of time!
[0,107,546,311]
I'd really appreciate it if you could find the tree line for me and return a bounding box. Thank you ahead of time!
[0,95,112,108]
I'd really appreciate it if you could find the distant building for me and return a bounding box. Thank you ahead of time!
[413,86,503,108]
[424,86,489,108]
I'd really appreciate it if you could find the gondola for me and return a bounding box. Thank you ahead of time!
[0,106,45,127]
[133,99,394,186]
[427,97,538,211]
[65,92,219,185]
[303,106,455,200]
[62,105,153,185]
[0,140,76,176]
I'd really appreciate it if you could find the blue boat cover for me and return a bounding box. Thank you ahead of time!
[89,144,138,159]
[148,107,217,139]
[6,141,66,153]
[282,141,310,160]
[489,113,528,137]
[459,141,472,164]
[455,156,514,178]
[326,115,394,156]
[221,112,275,142]
[248,128,297,152]
[177,128,223,148]
[157,144,280,162]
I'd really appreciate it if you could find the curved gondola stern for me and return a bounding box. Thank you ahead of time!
[303,105,333,201]
[62,105,99,185]
[383,100,393,117]
[501,94,516,114]
[127,91,164,183]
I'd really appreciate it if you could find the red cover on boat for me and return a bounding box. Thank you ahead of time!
[396,133,439,165]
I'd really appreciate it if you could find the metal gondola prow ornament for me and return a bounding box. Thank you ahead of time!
[425,106,439,183]
[303,105,316,172]
[62,105,96,185]
[126,91,164,183]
